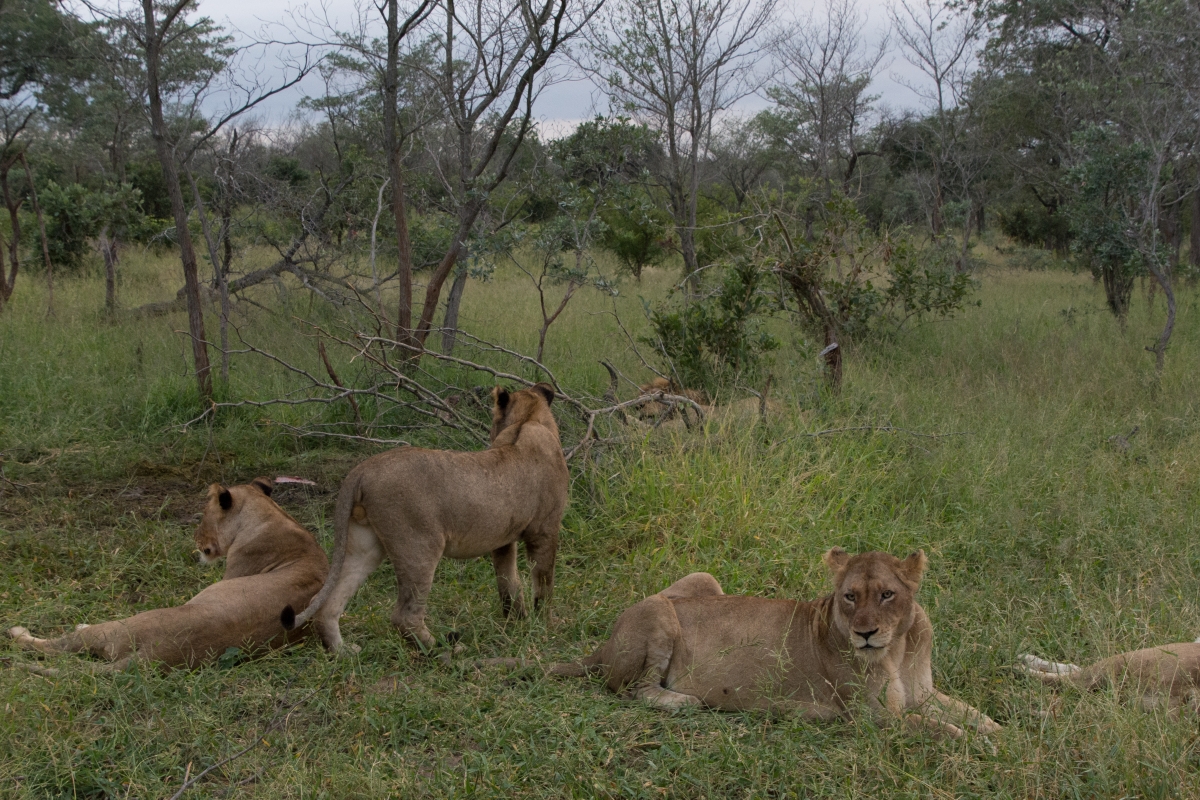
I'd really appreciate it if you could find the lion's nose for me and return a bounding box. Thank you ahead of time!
[856,628,879,643]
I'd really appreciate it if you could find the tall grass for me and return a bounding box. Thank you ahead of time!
[2,253,1200,797]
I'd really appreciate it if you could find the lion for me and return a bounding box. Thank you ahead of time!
[507,549,1000,739]
[1018,638,1200,713]
[288,383,570,652]
[7,479,328,672]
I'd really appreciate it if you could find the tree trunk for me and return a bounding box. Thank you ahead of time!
[143,0,212,401]
[1101,265,1135,319]
[440,266,468,355]
[1146,262,1176,379]
[780,268,841,392]
[957,211,972,274]
[100,226,119,311]
[414,209,477,351]
[930,170,944,237]
[0,163,20,310]
[20,154,53,316]
[1191,174,1200,270]
[384,0,417,349]
[186,169,231,384]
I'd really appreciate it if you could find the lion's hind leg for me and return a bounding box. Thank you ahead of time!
[1017,653,1082,682]
[656,572,723,600]
[492,542,526,619]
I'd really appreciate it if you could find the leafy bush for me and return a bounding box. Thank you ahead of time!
[40,181,94,269]
[599,196,670,280]
[825,234,978,339]
[41,182,147,271]
[643,259,778,396]
[1065,125,1155,318]
[996,200,1071,254]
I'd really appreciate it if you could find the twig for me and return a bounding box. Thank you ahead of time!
[317,337,363,432]
[799,425,971,440]
[595,306,667,381]
[168,680,326,800]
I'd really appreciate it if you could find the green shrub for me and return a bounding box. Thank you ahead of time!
[643,259,778,395]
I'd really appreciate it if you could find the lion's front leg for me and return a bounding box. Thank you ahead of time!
[927,689,1002,735]
[9,622,135,662]
[8,626,64,654]
[634,685,701,709]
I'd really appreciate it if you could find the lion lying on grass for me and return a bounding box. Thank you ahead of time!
[288,383,569,652]
[490,550,1000,739]
[8,479,328,672]
[1019,638,1200,712]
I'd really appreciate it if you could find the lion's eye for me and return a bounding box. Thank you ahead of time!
[843,592,855,603]
[881,590,895,601]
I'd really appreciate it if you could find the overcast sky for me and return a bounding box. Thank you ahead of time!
[198,0,933,136]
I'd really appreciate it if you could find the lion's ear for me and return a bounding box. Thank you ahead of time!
[218,487,233,510]
[822,547,850,573]
[898,550,928,587]
[532,382,555,406]
[493,386,510,413]
[251,477,274,497]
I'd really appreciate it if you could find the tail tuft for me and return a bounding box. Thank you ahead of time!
[281,605,296,630]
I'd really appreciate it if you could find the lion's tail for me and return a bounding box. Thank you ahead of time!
[285,467,364,630]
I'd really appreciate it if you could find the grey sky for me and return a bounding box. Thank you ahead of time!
[199,0,933,135]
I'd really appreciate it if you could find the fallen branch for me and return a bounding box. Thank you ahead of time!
[565,391,708,461]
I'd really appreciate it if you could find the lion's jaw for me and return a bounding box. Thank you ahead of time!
[824,548,927,664]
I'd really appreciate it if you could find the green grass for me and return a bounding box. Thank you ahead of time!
[3,251,1200,797]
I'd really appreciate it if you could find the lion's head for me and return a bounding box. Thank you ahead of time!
[823,547,927,663]
[490,383,557,446]
[195,478,277,563]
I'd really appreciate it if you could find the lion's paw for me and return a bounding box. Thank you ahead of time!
[8,626,31,640]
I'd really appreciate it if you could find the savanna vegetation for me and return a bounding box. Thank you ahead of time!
[2,0,1200,796]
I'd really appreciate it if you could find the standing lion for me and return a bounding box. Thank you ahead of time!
[289,383,569,652]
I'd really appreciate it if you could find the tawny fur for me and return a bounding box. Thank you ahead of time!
[635,377,782,429]
[291,383,569,651]
[1019,640,1200,712]
[540,551,1000,739]
[8,479,328,672]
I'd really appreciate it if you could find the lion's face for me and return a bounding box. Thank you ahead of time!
[824,548,926,663]
[490,383,556,445]
[195,479,276,563]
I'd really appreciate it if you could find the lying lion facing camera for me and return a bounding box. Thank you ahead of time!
[8,479,327,672]
[487,549,1000,739]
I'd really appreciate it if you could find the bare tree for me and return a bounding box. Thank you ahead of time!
[584,0,777,289]
[708,116,772,210]
[404,0,602,357]
[890,0,983,237]
[768,0,887,196]
[89,0,314,399]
